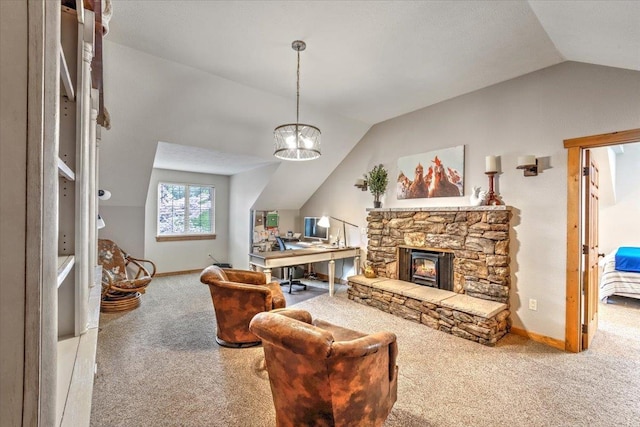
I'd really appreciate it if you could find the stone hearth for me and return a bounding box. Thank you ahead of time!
[348,275,509,345]
[347,206,512,345]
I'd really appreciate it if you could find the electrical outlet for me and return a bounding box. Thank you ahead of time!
[528,299,537,311]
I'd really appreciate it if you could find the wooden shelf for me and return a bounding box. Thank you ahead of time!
[57,255,75,288]
[57,157,75,181]
[59,43,74,101]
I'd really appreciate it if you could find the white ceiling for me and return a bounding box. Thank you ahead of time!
[153,141,277,175]
[106,0,640,179]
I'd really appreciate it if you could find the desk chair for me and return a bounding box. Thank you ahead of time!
[275,236,307,294]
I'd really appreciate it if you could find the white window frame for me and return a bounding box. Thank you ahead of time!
[156,182,216,242]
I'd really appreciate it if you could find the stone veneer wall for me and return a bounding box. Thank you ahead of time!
[366,207,511,304]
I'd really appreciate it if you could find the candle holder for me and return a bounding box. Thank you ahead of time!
[485,172,502,205]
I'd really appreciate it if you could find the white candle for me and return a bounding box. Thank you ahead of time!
[518,155,536,167]
[485,155,497,173]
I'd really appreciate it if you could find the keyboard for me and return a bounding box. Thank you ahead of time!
[296,241,311,247]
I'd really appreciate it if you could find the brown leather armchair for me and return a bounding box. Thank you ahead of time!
[249,309,398,426]
[200,266,286,348]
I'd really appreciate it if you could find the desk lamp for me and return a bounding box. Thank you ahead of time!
[318,216,359,248]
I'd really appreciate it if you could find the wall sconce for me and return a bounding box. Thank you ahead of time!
[354,178,368,191]
[98,189,111,200]
[517,155,538,176]
[97,214,106,229]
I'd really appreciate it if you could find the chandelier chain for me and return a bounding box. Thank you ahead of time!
[296,49,300,125]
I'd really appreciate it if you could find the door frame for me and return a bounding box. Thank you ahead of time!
[564,128,640,353]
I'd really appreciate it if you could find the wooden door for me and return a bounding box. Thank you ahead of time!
[582,150,600,350]
[564,129,640,353]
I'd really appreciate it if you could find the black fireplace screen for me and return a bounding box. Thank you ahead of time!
[412,254,438,284]
[406,250,453,291]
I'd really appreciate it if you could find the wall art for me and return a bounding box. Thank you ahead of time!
[397,145,464,199]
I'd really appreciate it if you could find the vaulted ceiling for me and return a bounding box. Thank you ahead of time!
[101,0,640,209]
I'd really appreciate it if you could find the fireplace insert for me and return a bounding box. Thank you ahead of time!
[408,250,453,291]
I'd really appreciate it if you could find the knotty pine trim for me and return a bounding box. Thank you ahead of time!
[510,327,565,351]
[563,128,640,149]
[564,128,640,354]
[565,146,581,353]
[155,269,204,278]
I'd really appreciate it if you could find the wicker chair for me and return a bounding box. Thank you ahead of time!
[98,239,156,312]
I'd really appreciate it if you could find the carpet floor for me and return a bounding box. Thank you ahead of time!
[90,274,640,426]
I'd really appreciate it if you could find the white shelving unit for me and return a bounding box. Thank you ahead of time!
[56,3,104,425]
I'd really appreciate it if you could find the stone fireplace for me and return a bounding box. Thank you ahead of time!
[365,207,511,303]
[347,206,512,345]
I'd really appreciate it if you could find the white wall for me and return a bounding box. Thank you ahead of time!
[229,163,279,269]
[144,168,230,273]
[599,143,640,254]
[99,41,369,273]
[275,209,301,237]
[97,206,145,257]
[302,62,640,341]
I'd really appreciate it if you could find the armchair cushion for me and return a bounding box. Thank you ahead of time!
[98,239,156,291]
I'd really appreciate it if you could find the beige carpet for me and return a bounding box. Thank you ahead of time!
[90,274,640,426]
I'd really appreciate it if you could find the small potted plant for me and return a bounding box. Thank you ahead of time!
[365,164,389,208]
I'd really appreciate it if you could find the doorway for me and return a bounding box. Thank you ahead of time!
[564,128,640,353]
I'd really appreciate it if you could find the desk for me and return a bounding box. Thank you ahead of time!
[248,246,360,296]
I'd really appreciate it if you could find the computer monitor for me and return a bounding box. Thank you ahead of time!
[303,217,329,241]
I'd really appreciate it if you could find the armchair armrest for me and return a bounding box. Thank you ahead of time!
[263,282,287,309]
[207,280,274,312]
[224,269,267,285]
[101,268,115,296]
[125,255,157,278]
[330,331,398,382]
[329,331,397,359]
[269,308,313,324]
[249,312,333,358]
[216,280,272,294]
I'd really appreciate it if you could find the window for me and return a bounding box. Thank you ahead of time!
[157,182,215,241]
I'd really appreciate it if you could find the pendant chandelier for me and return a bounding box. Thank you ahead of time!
[273,40,321,161]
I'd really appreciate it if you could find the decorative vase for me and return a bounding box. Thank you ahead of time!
[373,200,382,209]
[364,265,376,278]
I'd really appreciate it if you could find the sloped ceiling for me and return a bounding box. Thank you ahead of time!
[99,0,640,210]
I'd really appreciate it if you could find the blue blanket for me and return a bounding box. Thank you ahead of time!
[615,247,640,273]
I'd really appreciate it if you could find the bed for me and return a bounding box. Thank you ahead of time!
[599,247,640,301]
